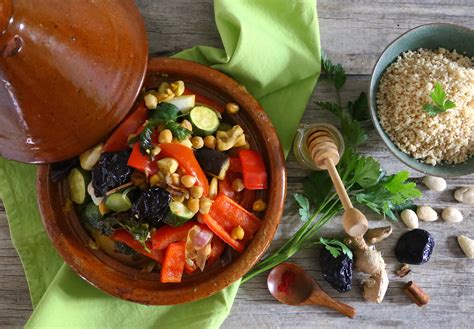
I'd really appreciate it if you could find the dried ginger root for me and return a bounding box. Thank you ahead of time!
[345,226,391,304]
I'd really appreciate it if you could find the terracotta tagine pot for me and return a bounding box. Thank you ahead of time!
[0,0,287,305]
[37,58,287,304]
[0,0,148,163]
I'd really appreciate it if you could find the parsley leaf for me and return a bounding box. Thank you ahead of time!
[303,170,333,206]
[354,171,421,221]
[352,155,382,188]
[321,52,346,90]
[131,102,191,154]
[423,82,456,116]
[294,194,311,222]
[382,171,422,205]
[165,121,192,141]
[347,92,370,121]
[315,101,367,148]
[320,237,353,259]
[116,218,151,252]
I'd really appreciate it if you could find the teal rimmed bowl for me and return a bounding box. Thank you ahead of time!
[369,23,474,177]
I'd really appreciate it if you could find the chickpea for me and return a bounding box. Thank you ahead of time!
[226,102,240,114]
[199,197,213,215]
[191,136,204,149]
[170,80,185,96]
[158,129,173,144]
[232,178,244,192]
[209,177,218,199]
[190,185,204,199]
[252,199,266,212]
[173,194,185,203]
[158,82,170,94]
[144,93,158,109]
[204,135,216,149]
[157,157,178,174]
[187,198,200,213]
[151,146,161,157]
[181,175,197,188]
[230,225,245,240]
[180,119,193,131]
[171,173,180,186]
[149,174,161,186]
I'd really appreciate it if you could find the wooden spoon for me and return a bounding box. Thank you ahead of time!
[307,129,369,237]
[267,263,356,318]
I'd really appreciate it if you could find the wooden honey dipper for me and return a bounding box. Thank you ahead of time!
[307,128,368,237]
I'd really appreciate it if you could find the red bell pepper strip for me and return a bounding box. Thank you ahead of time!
[238,149,268,190]
[219,172,256,211]
[151,221,197,251]
[111,229,164,263]
[199,194,261,252]
[207,235,226,266]
[159,143,209,195]
[199,213,244,252]
[160,241,186,283]
[228,157,242,173]
[127,143,158,176]
[183,88,224,113]
[103,102,148,152]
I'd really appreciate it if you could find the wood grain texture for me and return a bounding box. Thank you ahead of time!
[0,0,473,327]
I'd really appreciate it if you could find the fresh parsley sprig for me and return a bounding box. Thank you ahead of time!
[319,237,353,259]
[423,82,456,116]
[130,102,191,154]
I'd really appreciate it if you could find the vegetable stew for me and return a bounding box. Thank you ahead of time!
[65,80,268,283]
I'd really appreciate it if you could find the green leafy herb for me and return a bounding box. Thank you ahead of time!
[347,92,370,121]
[117,218,151,252]
[315,98,368,148]
[242,54,421,283]
[354,171,421,221]
[423,82,456,115]
[130,102,191,154]
[320,237,353,259]
[114,241,139,256]
[294,194,311,222]
[321,52,346,91]
[165,121,192,141]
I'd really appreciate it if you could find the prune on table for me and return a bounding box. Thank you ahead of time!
[92,150,132,197]
[395,229,435,265]
[319,247,353,293]
[131,186,171,227]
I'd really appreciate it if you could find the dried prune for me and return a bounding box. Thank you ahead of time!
[395,229,435,265]
[131,186,171,227]
[319,247,353,293]
[92,150,132,197]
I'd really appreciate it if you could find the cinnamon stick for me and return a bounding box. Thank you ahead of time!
[404,281,429,306]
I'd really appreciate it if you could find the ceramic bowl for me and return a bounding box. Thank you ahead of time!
[369,23,474,177]
[36,58,286,305]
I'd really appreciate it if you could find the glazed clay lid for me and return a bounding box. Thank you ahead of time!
[0,0,148,163]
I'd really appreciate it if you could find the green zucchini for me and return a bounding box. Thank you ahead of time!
[189,106,220,136]
[163,201,195,227]
[105,192,132,212]
[68,168,91,204]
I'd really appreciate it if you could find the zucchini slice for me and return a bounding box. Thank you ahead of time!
[189,106,220,136]
[163,201,195,227]
[68,168,91,204]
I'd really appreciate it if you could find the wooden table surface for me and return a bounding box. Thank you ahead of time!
[1,1,473,328]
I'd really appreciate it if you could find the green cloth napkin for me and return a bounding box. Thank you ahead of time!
[0,0,321,328]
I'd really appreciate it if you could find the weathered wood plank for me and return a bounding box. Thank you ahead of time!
[1,0,473,327]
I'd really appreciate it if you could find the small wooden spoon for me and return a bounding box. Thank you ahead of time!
[267,263,356,318]
[307,129,369,237]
